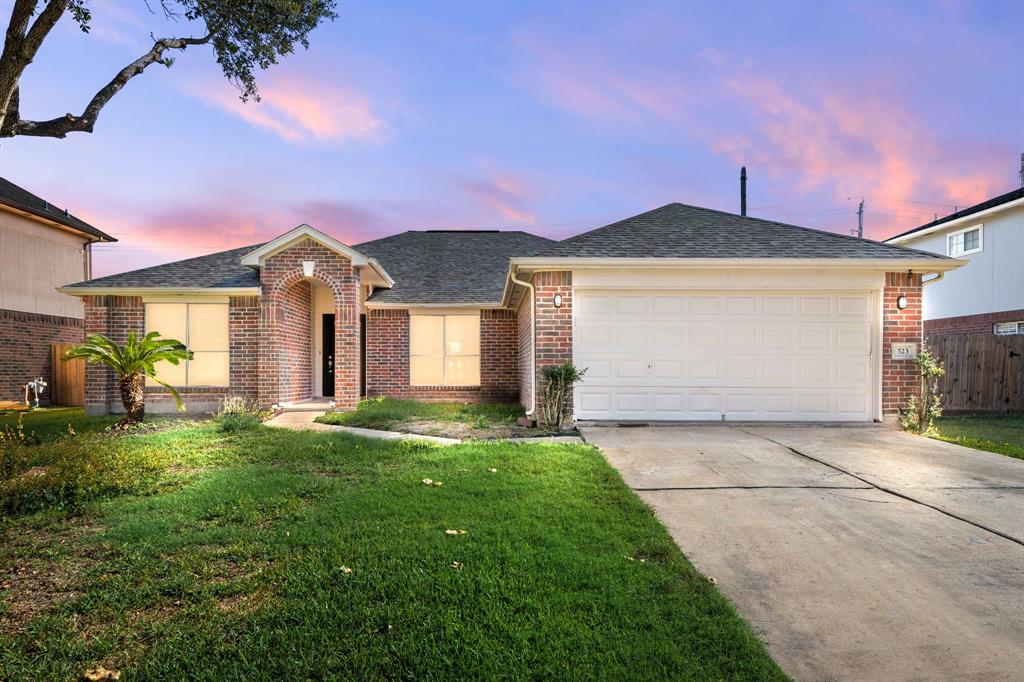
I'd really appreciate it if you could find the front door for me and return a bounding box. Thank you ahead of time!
[322,313,335,397]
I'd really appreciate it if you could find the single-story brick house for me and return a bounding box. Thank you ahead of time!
[60,203,964,422]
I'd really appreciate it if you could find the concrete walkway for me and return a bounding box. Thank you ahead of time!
[266,410,460,444]
[266,410,585,445]
[583,425,1024,682]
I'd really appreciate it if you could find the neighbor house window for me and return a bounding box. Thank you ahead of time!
[947,225,983,256]
[144,303,230,387]
[994,321,1024,336]
[409,314,480,386]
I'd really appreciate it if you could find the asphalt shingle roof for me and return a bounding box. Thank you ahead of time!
[0,177,116,242]
[534,203,951,260]
[885,186,1024,242]
[356,230,554,304]
[65,244,263,289]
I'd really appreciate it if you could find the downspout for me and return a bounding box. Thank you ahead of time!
[509,268,536,417]
[922,272,944,286]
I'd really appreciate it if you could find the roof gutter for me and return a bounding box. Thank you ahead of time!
[884,196,1024,244]
[57,286,261,297]
[509,266,536,417]
[509,257,966,273]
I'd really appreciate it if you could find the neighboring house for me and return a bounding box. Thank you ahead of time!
[884,187,1024,335]
[0,177,117,403]
[60,203,962,422]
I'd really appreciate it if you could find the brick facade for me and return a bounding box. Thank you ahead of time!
[532,271,573,416]
[882,272,924,416]
[0,308,84,404]
[365,308,519,403]
[924,308,1024,335]
[258,239,360,409]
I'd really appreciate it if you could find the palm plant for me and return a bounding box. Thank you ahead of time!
[64,332,193,425]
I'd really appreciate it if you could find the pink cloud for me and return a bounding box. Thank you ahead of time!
[186,76,385,144]
[460,174,537,225]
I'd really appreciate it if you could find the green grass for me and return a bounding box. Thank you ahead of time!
[0,410,784,680]
[929,414,1024,460]
[0,407,118,441]
[315,397,525,430]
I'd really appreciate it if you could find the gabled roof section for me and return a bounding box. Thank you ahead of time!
[0,176,116,242]
[241,224,369,267]
[531,203,952,261]
[356,230,554,305]
[61,244,264,292]
[885,186,1024,244]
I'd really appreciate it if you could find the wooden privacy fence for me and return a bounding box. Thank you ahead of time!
[50,343,84,407]
[925,333,1024,414]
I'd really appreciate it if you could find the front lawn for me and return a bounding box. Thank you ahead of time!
[315,397,548,439]
[1,409,784,680]
[929,414,1024,460]
[0,407,118,442]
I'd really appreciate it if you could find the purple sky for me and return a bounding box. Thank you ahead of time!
[1,0,1021,278]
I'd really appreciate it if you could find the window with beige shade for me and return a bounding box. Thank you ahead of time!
[145,303,230,387]
[410,314,480,386]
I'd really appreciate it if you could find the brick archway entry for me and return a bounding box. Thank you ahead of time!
[257,239,360,409]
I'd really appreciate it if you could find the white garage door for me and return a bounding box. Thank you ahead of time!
[574,290,875,422]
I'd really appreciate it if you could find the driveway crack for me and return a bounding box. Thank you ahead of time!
[734,428,1024,548]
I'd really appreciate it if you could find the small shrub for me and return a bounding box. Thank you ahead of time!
[0,434,167,516]
[539,363,587,430]
[216,396,268,432]
[218,413,263,433]
[899,345,945,434]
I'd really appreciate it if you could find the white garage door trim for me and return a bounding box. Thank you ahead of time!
[573,286,881,422]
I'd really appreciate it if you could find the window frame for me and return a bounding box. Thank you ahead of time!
[994,321,1024,336]
[144,301,230,388]
[946,224,984,257]
[409,313,481,387]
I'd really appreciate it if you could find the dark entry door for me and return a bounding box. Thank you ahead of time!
[322,313,335,397]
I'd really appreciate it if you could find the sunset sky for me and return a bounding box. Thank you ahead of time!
[1,0,1021,278]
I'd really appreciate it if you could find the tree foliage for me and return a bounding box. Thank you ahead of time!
[0,0,337,138]
[63,331,193,424]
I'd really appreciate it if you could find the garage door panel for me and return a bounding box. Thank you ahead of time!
[574,289,875,421]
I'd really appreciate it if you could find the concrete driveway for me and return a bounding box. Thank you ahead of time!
[582,425,1024,682]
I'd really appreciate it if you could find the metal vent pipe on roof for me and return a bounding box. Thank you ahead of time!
[740,166,747,216]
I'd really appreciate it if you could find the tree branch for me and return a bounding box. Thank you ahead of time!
[0,0,69,135]
[4,32,213,138]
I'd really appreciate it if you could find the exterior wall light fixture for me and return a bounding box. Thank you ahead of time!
[553,293,563,308]
[302,260,316,278]
[896,295,908,310]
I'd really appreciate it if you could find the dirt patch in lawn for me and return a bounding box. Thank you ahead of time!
[388,420,577,440]
[0,519,110,634]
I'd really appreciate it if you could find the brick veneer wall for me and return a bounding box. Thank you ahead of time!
[83,295,144,414]
[924,308,1024,335]
[83,295,260,414]
[0,308,84,404]
[364,308,519,403]
[278,280,312,404]
[532,271,573,416]
[517,296,533,411]
[228,297,260,400]
[259,239,360,409]
[882,272,924,416]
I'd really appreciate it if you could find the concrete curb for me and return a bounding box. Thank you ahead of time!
[326,424,461,445]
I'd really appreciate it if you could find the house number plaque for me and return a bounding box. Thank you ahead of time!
[891,342,918,360]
